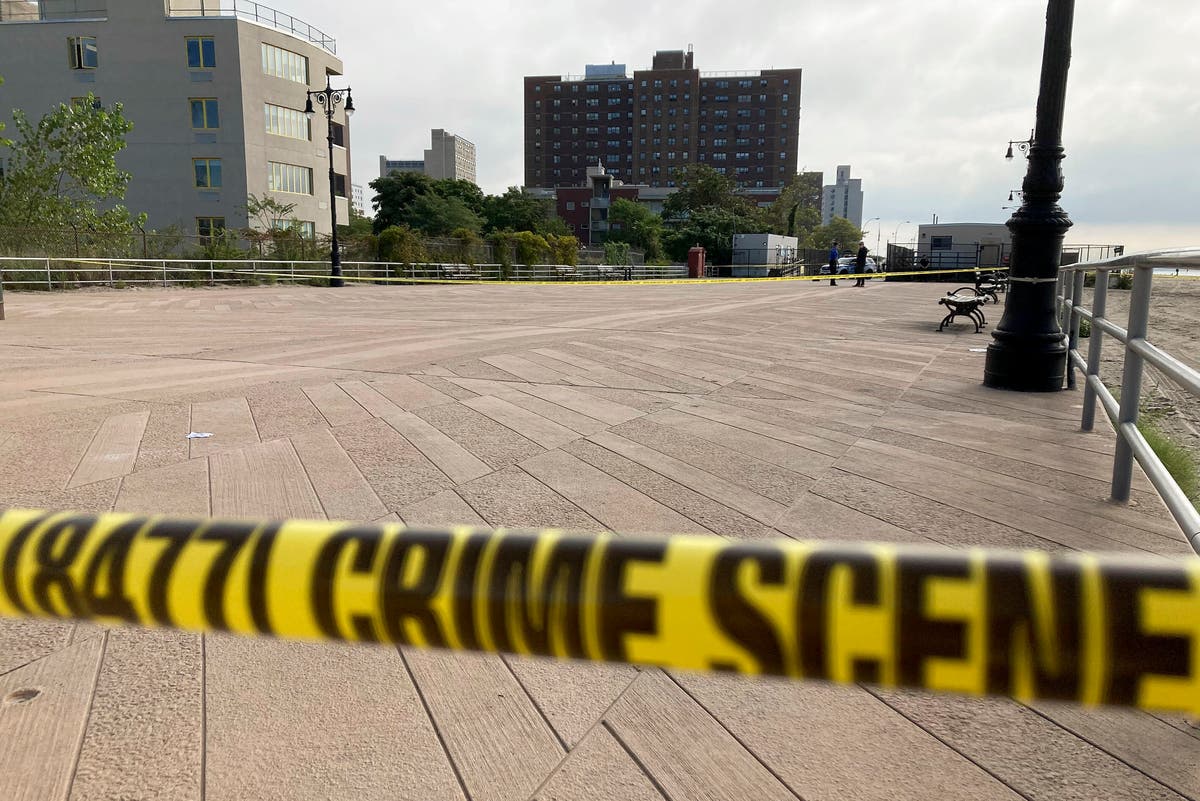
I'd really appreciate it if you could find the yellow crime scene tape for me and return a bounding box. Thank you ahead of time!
[3,508,1200,716]
[214,265,1009,287]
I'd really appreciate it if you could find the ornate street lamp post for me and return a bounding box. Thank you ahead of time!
[305,77,355,288]
[984,0,1075,391]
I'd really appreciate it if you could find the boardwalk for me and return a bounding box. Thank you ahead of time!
[1,280,1197,801]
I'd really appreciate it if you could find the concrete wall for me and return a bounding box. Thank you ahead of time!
[0,0,347,236]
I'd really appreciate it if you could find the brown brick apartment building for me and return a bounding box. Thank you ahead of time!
[524,48,801,191]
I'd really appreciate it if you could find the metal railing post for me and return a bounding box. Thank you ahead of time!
[1081,268,1110,431]
[210,260,215,286]
[46,258,52,290]
[1066,269,1085,390]
[1111,265,1154,502]
[162,260,168,287]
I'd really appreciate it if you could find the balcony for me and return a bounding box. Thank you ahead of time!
[167,0,336,54]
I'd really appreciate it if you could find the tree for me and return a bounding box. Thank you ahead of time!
[482,187,563,235]
[663,206,752,264]
[663,164,753,218]
[369,171,433,233]
[405,193,483,237]
[608,198,664,261]
[803,217,864,252]
[766,172,823,238]
[0,93,144,233]
[431,179,486,217]
[660,165,765,263]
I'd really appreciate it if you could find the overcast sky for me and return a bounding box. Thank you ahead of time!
[285,0,1199,252]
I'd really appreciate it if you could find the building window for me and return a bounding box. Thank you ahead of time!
[193,158,222,188]
[261,43,308,85]
[268,161,314,195]
[186,36,216,69]
[330,121,346,147]
[190,98,220,129]
[68,36,98,70]
[931,236,954,251]
[265,103,310,140]
[197,217,225,240]
[333,173,347,198]
[71,96,102,109]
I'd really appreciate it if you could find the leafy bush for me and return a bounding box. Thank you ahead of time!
[604,241,631,266]
[513,231,550,267]
[547,234,579,266]
[377,225,426,265]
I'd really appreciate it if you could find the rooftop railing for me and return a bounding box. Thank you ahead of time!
[166,0,335,54]
[0,1,106,22]
[1058,248,1200,550]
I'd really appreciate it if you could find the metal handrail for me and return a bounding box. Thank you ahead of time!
[1057,248,1200,551]
[0,257,688,288]
[165,0,336,55]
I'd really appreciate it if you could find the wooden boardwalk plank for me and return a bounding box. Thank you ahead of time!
[369,374,457,410]
[290,428,389,521]
[67,410,151,488]
[676,672,1020,801]
[521,449,711,535]
[209,439,324,520]
[603,670,795,801]
[589,431,788,526]
[301,383,373,428]
[528,727,666,801]
[115,458,210,517]
[876,691,1190,801]
[207,638,467,801]
[517,384,645,426]
[189,397,260,458]
[465,395,582,450]
[70,630,203,801]
[402,649,564,801]
[337,379,405,418]
[1029,704,1200,800]
[0,635,105,801]
[384,410,493,484]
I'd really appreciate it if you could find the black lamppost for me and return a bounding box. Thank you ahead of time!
[305,76,354,288]
[984,0,1075,392]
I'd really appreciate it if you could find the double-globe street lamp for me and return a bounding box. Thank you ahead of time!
[984,0,1076,391]
[305,76,355,288]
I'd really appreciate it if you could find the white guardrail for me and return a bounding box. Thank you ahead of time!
[0,257,688,288]
[1057,248,1200,551]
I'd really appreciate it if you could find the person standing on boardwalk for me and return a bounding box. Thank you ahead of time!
[854,241,869,287]
[827,241,839,286]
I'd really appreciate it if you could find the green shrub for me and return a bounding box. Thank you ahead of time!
[377,225,426,265]
[513,231,550,267]
[1139,418,1200,504]
[1077,318,1091,338]
[1115,271,1134,290]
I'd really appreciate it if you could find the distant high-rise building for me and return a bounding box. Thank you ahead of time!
[822,165,864,227]
[524,48,801,190]
[351,183,366,216]
[379,129,477,184]
[424,129,476,183]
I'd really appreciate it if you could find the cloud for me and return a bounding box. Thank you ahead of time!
[287,0,1198,248]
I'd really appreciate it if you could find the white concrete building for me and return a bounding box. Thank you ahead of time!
[351,182,365,216]
[821,165,864,227]
[379,129,477,184]
[916,223,1012,269]
[0,0,351,239]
